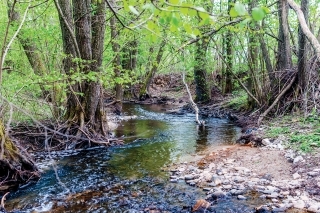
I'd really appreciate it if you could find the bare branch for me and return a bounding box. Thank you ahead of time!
[0,1,31,85]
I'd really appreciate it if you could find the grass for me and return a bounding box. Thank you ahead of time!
[265,127,290,138]
[266,114,320,152]
[226,91,247,110]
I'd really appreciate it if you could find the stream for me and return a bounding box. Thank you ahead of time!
[5,104,268,212]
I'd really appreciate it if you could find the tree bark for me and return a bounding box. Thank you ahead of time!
[259,33,274,82]
[288,0,320,60]
[194,37,211,102]
[297,0,309,92]
[276,0,292,70]
[140,39,166,100]
[55,0,108,137]
[224,0,234,94]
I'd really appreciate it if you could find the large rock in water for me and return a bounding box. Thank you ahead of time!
[0,120,40,194]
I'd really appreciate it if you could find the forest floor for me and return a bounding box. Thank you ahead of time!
[141,73,320,212]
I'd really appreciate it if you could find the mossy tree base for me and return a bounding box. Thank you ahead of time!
[0,120,39,194]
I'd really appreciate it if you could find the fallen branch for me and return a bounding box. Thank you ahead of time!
[258,72,297,125]
[182,73,205,126]
[0,192,9,212]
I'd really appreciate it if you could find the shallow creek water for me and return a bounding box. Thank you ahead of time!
[5,104,270,212]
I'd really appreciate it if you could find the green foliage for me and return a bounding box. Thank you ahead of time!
[290,132,320,152]
[266,127,290,138]
[226,91,247,110]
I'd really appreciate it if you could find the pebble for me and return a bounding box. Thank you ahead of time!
[293,156,304,164]
[293,200,305,209]
[292,173,301,179]
[211,191,226,200]
[307,171,318,177]
[237,195,246,200]
[184,175,195,180]
[267,193,279,199]
[308,205,319,212]
[262,138,271,146]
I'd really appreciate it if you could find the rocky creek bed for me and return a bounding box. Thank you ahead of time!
[165,129,320,213]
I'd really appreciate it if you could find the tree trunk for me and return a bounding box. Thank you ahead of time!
[259,33,274,82]
[247,0,262,109]
[288,0,320,60]
[224,0,234,94]
[55,0,108,138]
[140,39,166,100]
[276,0,292,70]
[297,0,309,92]
[0,119,39,192]
[194,37,210,102]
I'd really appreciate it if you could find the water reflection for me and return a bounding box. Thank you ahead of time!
[110,104,241,178]
[195,126,209,152]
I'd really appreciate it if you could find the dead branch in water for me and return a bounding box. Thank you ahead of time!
[182,73,205,126]
[0,192,9,212]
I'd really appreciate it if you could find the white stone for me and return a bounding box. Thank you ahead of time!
[300,195,309,201]
[308,206,319,213]
[292,173,301,179]
[262,138,271,146]
[293,156,304,164]
[293,200,305,209]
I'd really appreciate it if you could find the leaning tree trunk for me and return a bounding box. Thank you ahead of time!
[288,0,320,60]
[0,119,39,192]
[139,39,166,100]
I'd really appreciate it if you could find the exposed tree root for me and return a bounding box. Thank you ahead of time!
[0,120,40,194]
[10,121,123,152]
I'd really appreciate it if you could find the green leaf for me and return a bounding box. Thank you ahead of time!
[234,2,246,16]
[252,7,265,21]
[193,28,201,36]
[147,20,156,30]
[199,12,210,20]
[129,6,139,15]
[170,24,178,33]
[169,0,179,5]
[183,23,193,34]
[171,17,179,26]
[123,1,129,11]
[261,6,270,14]
[180,7,189,15]
[189,8,197,16]
[229,7,238,17]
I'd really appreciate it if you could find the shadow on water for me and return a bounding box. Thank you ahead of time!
[5,104,267,212]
